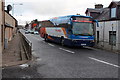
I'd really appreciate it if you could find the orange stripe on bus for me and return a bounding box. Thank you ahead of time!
[62,28,67,37]
[47,36,54,40]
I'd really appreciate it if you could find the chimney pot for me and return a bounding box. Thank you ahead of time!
[95,4,103,9]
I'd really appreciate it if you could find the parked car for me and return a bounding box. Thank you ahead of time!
[25,30,29,34]
[34,31,39,35]
[30,30,34,34]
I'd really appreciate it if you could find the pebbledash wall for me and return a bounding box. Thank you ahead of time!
[0,0,2,54]
[96,20,120,52]
[0,0,4,54]
[0,0,17,52]
[0,0,4,73]
[5,11,17,44]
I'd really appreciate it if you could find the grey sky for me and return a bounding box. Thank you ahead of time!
[5,0,120,25]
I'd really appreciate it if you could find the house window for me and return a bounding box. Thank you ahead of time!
[111,8,116,18]
[97,31,99,43]
[109,31,116,46]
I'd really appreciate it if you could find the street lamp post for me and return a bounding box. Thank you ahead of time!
[111,24,114,51]
[12,3,23,16]
[11,3,23,34]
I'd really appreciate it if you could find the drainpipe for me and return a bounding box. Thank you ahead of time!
[111,24,113,51]
[103,21,105,48]
[3,2,5,49]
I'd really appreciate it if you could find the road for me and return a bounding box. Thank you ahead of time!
[2,30,120,78]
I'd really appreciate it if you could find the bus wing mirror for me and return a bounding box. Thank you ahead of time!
[93,20,99,27]
[68,30,72,34]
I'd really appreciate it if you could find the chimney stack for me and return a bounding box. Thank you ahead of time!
[95,4,103,9]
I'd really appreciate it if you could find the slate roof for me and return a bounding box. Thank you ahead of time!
[85,8,101,14]
[85,1,120,21]
[108,1,120,8]
[96,8,110,21]
[85,8,110,21]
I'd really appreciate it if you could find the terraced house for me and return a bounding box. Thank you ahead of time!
[4,11,17,48]
[0,0,18,54]
[85,1,120,52]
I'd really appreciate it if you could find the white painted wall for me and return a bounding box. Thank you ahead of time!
[118,21,120,51]
[96,20,120,51]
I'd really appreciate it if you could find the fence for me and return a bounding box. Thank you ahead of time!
[19,31,32,60]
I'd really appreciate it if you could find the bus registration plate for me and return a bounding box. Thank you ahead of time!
[81,44,86,46]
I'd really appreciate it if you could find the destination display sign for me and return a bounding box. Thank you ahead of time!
[73,17,91,21]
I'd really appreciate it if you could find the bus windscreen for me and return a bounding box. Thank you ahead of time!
[72,22,94,36]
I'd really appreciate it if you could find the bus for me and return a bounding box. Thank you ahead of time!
[39,15,97,47]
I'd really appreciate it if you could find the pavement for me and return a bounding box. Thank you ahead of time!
[2,33,29,68]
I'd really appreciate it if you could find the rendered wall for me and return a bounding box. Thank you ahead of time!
[96,20,120,51]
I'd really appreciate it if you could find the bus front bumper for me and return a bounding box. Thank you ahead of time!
[71,39,95,47]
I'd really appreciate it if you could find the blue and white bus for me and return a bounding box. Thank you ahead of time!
[40,15,97,47]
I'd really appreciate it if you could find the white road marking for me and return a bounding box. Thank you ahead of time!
[19,64,29,69]
[36,58,42,61]
[48,43,55,47]
[89,57,120,68]
[21,75,31,79]
[59,48,75,54]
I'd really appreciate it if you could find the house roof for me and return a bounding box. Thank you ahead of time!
[85,8,109,21]
[108,1,120,8]
[5,10,18,27]
[85,1,120,21]
[85,8,101,14]
[96,8,110,21]
[5,10,17,22]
